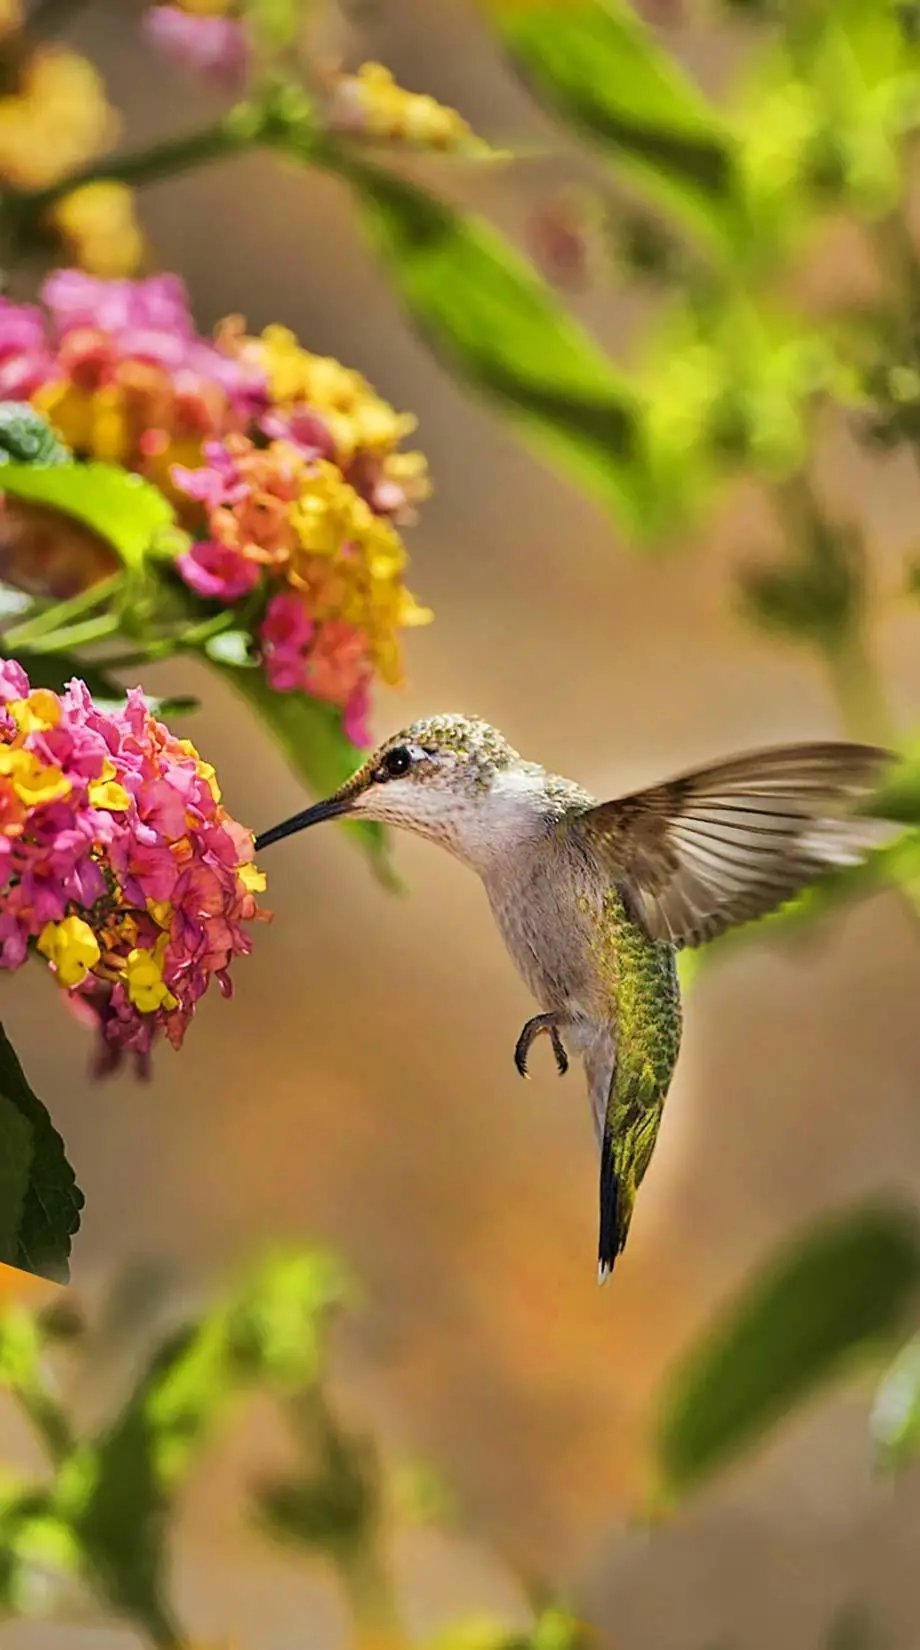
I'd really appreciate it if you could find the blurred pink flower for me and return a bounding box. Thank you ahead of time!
[260,590,313,693]
[177,537,261,602]
[0,299,55,398]
[143,5,248,88]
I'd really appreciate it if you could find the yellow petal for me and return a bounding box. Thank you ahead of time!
[88,778,131,811]
[239,863,266,894]
[38,915,101,988]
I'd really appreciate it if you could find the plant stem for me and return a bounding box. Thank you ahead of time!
[2,110,260,231]
[100,609,239,672]
[2,574,123,649]
[822,626,898,748]
[337,1543,404,1642]
[14,611,120,652]
[2,90,319,237]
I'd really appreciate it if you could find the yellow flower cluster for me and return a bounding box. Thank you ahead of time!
[50,181,144,278]
[224,320,431,518]
[0,19,142,273]
[326,61,482,153]
[283,454,433,684]
[0,47,113,189]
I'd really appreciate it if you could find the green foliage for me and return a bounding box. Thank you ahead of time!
[0,462,178,571]
[654,1204,920,1497]
[479,0,742,254]
[324,149,662,538]
[0,1253,588,1647]
[871,1333,920,1470]
[0,1252,348,1640]
[0,404,69,467]
[0,1023,83,1285]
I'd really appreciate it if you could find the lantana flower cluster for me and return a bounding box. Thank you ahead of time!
[0,271,431,748]
[0,659,267,1076]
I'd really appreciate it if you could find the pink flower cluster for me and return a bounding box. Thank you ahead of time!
[0,270,267,484]
[260,593,372,746]
[0,272,430,749]
[0,659,268,1077]
[143,5,248,88]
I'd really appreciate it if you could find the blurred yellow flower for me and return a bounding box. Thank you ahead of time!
[50,181,145,277]
[0,47,117,189]
[326,61,482,154]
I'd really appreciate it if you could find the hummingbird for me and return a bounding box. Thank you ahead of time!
[255,717,897,1282]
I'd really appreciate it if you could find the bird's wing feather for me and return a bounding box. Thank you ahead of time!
[571,742,897,949]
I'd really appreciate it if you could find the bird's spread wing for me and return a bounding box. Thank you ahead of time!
[571,742,897,949]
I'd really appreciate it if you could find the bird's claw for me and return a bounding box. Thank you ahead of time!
[514,1014,569,1079]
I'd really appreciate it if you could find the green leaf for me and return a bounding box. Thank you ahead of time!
[859,743,920,825]
[0,403,70,467]
[316,146,661,537]
[0,464,175,571]
[54,1251,345,1632]
[654,1203,920,1497]
[478,0,740,253]
[871,1334,920,1471]
[0,1022,83,1285]
[216,661,399,887]
[249,0,301,53]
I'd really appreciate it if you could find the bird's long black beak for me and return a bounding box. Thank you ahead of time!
[255,793,352,852]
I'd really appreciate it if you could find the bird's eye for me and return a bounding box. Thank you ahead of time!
[378,745,412,781]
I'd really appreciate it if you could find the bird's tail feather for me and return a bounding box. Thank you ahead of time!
[598,1133,621,1284]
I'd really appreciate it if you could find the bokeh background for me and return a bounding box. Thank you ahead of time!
[7,1,920,1645]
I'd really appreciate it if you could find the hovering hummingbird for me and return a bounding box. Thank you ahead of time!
[255,717,896,1282]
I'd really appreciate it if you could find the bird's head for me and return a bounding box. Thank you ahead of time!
[254,714,548,868]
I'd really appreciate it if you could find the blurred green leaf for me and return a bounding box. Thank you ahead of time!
[254,1434,379,1556]
[204,627,256,668]
[860,742,920,825]
[478,0,741,252]
[0,1022,83,1285]
[0,464,176,571]
[824,1603,887,1650]
[315,147,661,537]
[0,404,69,467]
[736,523,866,653]
[219,661,398,886]
[655,1204,920,1497]
[871,1333,920,1471]
[0,1483,74,1613]
[253,1377,383,1566]
[249,0,301,53]
[54,1251,346,1635]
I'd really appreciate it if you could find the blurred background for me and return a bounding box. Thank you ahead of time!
[6,0,920,1645]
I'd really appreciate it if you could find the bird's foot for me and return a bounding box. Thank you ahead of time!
[514,1013,570,1079]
